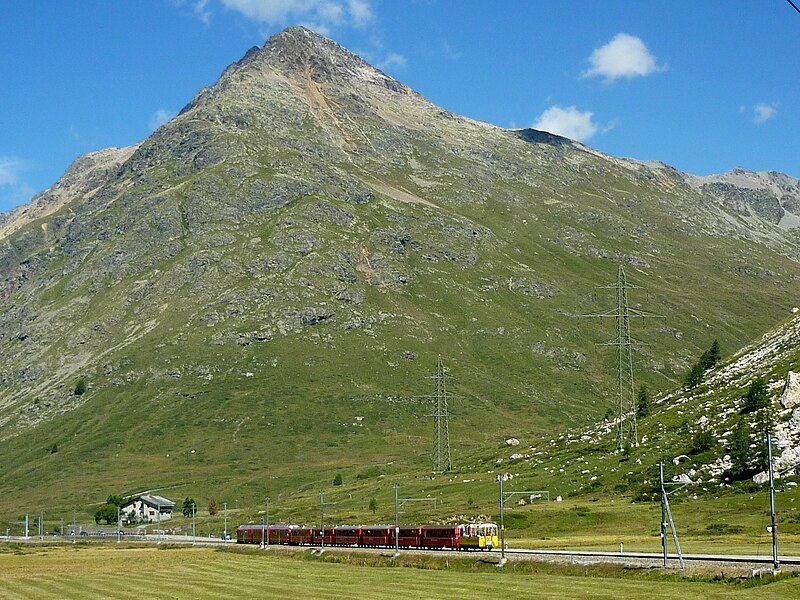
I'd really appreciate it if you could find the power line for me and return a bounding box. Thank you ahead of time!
[788,0,800,16]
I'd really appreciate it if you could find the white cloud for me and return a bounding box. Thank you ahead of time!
[377,52,406,71]
[753,102,778,124]
[532,105,600,142]
[0,157,23,186]
[347,0,372,27]
[220,0,373,28]
[148,109,177,132]
[194,0,212,23]
[0,157,37,211]
[583,33,664,82]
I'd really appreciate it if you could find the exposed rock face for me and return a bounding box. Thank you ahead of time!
[0,145,138,241]
[780,371,800,409]
[685,167,800,230]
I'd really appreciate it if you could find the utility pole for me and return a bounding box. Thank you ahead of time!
[320,492,325,550]
[39,510,43,540]
[659,461,685,569]
[117,506,121,544]
[265,497,270,549]
[583,265,663,451]
[192,503,196,546]
[24,513,29,539]
[499,475,506,567]
[72,509,76,545]
[768,432,779,572]
[427,355,453,472]
[223,502,228,542]
[394,482,400,557]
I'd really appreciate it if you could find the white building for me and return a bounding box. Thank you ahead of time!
[120,494,175,524]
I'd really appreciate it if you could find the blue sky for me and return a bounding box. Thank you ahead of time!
[1,0,799,212]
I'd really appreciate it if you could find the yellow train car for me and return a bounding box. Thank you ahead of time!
[458,522,499,550]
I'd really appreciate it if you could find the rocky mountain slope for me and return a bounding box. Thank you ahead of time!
[0,27,799,513]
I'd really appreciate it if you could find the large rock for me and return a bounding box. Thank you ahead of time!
[780,371,800,409]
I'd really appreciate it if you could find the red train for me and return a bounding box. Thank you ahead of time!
[236,522,499,551]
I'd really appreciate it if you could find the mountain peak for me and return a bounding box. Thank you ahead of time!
[259,26,408,92]
[180,26,410,116]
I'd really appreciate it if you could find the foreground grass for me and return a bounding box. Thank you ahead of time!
[0,545,799,599]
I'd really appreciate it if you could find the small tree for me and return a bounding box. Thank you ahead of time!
[741,377,770,414]
[106,495,123,507]
[636,385,650,419]
[333,473,343,486]
[182,497,197,518]
[699,339,721,371]
[74,379,87,396]
[683,362,704,389]
[94,503,119,525]
[727,418,752,480]
[689,428,715,455]
[368,497,377,514]
[208,496,218,516]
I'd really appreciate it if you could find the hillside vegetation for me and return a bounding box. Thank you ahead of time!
[0,27,799,524]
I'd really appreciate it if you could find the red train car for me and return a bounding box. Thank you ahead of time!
[360,525,391,547]
[390,525,422,548]
[236,524,296,545]
[332,525,361,546]
[289,527,321,545]
[420,525,460,549]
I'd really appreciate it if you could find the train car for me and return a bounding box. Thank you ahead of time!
[360,525,391,547]
[236,524,296,545]
[458,523,499,551]
[332,525,361,546]
[420,525,460,549]
[390,525,422,548]
[289,527,322,546]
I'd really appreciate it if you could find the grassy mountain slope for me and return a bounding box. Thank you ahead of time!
[0,27,799,521]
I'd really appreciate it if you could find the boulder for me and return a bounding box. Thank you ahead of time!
[779,371,800,409]
[505,438,520,447]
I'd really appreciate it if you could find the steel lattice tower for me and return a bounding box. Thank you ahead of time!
[586,265,662,451]
[428,355,453,472]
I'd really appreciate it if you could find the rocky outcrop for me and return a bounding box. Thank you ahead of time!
[779,371,800,409]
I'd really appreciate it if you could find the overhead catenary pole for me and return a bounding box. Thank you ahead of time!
[394,482,400,556]
[117,506,121,544]
[499,474,506,567]
[659,461,686,569]
[320,492,325,549]
[223,502,228,542]
[265,497,270,549]
[192,503,196,546]
[768,432,779,571]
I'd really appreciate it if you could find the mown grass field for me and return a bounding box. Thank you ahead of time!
[1,545,799,600]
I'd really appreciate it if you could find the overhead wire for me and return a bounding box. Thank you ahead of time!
[788,0,800,15]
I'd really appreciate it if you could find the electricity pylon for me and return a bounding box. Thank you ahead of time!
[427,355,453,472]
[584,265,663,451]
